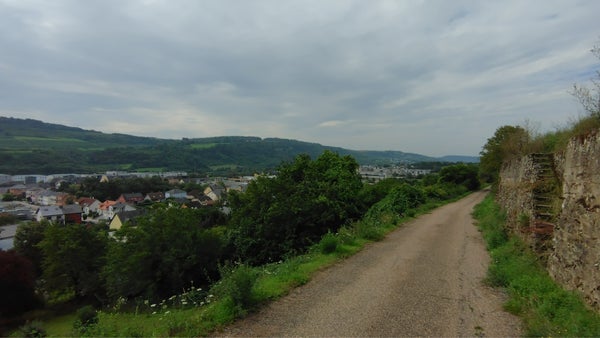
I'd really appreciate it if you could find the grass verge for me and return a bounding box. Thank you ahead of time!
[473,194,600,336]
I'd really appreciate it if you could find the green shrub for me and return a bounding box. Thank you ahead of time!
[73,305,98,333]
[212,264,258,314]
[15,321,47,338]
[354,220,385,241]
[319,232,339,254]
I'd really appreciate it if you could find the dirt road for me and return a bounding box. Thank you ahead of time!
[218,191,522,337]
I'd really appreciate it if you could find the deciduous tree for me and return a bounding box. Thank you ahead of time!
[479,125,528,184]
[38,224,108,302]
[14,221,47,276]
[103,207,227,301]
[228,151,363,265]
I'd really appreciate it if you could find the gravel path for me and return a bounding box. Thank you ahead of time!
[217,191,522,337]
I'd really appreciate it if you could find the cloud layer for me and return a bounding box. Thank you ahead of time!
[1,0,599,156]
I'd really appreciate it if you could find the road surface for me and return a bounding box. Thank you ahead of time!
[218,191,521,337]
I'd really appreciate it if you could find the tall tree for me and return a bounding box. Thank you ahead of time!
[13,221,47,276]
[228,151,363,265]
[38,224,108,302]
[103,207,227,301]
[479,125,528,184]
[438,163,481,191]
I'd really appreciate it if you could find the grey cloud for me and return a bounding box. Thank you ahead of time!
[1,0,599,156]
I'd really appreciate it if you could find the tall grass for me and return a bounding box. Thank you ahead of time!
[473,195,600,336]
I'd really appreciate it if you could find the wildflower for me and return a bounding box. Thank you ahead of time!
[150,304,157,308]
[165,311,170,315]
[144,300,149,305]
[208,294,214,298]
[197,287,202,291]
[152,311,157,315]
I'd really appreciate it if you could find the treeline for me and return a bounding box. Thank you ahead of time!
[1,151,480,332]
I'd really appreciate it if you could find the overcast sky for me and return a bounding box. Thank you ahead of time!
[1,0,599,157]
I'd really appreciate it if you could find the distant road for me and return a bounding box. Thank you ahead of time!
[218,191,521,337]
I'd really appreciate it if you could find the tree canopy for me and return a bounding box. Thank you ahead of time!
[103,207,228,301]
[479,125,529,184]
[228,151,364,265]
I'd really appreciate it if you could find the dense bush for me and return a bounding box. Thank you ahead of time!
[318,232,339,254]
[228,151,363,265]
[38,223,108,303]
[438,163,480,191]
[103,207,228,302]
[15,321,47,338]
[365,183,425,220]
[73,305,99,334]
[13,221,47,276]
[211,264,259,315]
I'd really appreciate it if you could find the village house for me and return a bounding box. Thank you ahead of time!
[77,197,101,216]
[61,204,83,224]
[223,180,248,193]
[204,184,225,201]
[8,184,28,198]
[25,187,46,204]
[116,193,144,205]
[36,206,64,223]
[144,192,165,202]
[99,200,117,219]
[37,190,59,206]
[109,210,144,230]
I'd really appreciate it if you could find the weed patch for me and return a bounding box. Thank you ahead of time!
[473,195,600,336]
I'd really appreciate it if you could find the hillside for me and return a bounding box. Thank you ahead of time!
[0,116,476,175]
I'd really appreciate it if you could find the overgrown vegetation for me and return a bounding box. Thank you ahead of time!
[473,195,600,336]
[2,152,480,336]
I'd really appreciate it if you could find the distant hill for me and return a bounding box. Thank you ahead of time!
[0,116,476,175]
[437,155,479,163]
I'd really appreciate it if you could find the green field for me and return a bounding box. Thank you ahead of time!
[14,136,86,143]
[209,164,239,170]
[189,143,217,149]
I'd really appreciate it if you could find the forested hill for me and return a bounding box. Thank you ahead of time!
[0,116,476,175]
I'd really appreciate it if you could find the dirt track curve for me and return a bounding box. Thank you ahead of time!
[217,191,522,337]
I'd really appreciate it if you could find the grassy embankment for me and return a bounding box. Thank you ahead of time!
[473,195,600,336]
[35,195,461,337]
